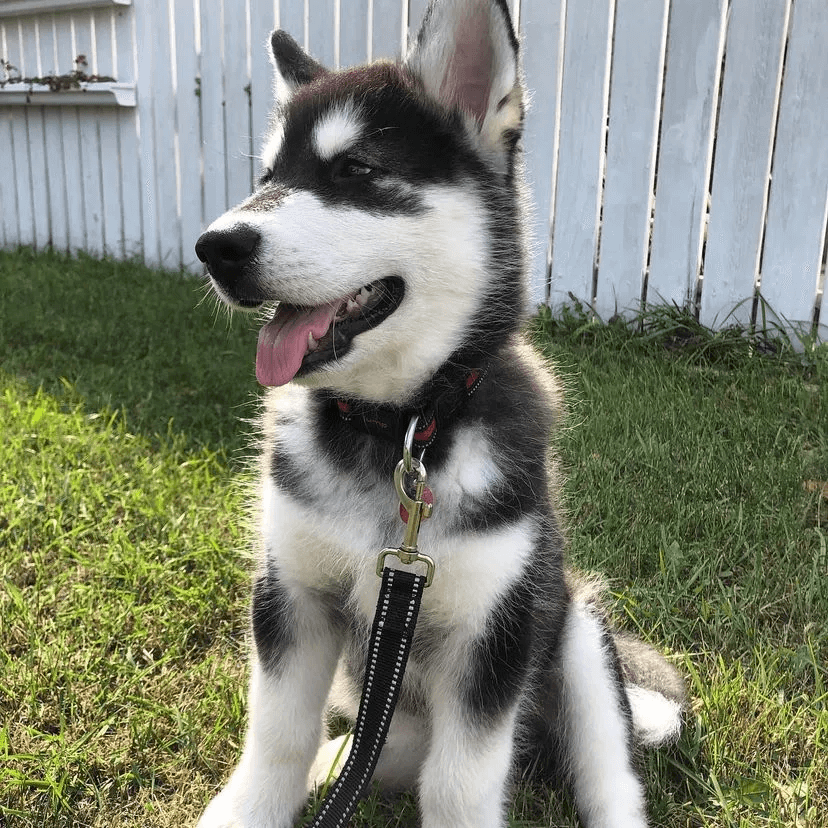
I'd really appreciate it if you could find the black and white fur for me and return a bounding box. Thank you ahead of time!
[194,2,686,826]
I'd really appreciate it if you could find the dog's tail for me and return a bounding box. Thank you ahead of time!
[567,573,687,748]
[612,630,687,747]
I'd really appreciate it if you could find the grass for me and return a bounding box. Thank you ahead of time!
[1,246,826,827]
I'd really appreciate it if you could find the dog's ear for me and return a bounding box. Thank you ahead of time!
[405,0,523,165]
[269,30,327,105]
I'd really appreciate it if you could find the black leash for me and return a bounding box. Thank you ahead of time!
[307,417,435,828]
[308,568,425,827]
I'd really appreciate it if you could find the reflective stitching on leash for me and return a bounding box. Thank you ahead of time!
[309,569,424,828]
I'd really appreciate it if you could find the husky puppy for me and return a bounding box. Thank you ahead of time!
[194,1,686,826]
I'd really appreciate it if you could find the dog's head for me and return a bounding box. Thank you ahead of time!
[196,0,528,403]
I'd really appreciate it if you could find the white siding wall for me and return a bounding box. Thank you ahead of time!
[1,0,826,337]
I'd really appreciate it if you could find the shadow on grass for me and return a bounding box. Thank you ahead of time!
[0,247,261,458]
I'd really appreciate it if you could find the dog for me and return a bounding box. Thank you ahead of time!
[193,1,686,826]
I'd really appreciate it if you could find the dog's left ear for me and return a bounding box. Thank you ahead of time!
[270,30,328,106]
[405,0,523,167]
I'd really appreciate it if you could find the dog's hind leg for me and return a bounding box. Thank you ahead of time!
[198,578,342,828]
[373,708,431,789]
[309,708,430,793]
[558,600,649,828]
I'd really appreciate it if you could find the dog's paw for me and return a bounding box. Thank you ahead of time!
[196,788,246,828]
[308,734,352,790]
[196,783,294,828]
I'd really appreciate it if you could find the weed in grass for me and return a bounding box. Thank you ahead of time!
[2,249,827,826]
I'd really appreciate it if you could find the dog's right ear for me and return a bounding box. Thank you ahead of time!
[404,0,523,171]
[269,30,327,105]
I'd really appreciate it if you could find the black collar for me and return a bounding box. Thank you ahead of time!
[328,364,487,454]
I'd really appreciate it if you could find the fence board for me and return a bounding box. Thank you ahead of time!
[223,0,253,208]
[1,19,11,73]
[50,10,74,75]
[113,3,141,259]
[249,0,277,176]
[1,23,15,247]
[8,108,35,250]
[49,15,87,252]
[520,0,563,305]
[43,12,58,73]
[20,20,52,250]
[62,109,88,252]
[27,108,53,249]
[548,0,613,308]
[71,12,92,76]
[759,0,828,332]
[0,109,20,247]
[72,13,104,255]
[79,108,105,256]
[153,0,182,266]
[198,0,228,230]
[8,17,27,75]
[91,5,117,77]
[339,0,369,68]
[174,0,204,265]
[93,7,125,257]
[596,0,668,319]
[36,17,68,250]
[98,106,124,257]
[278,0,305,47]
[647,0,725,309]
[308,0,335,66]
[700,0,789,328]
[133,0,163,264]
[42,106,69,251]
[14,19,44,250]
[18,13,39,75]
[371,0,403,59]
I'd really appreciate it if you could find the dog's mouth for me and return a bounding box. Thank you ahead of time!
[255,276,404,387]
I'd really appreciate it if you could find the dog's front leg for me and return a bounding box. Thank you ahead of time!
[198,581,342,828]
[417,678,519,828]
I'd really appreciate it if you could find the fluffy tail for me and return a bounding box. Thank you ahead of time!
[613,630,687,747]
[567,573,687,748]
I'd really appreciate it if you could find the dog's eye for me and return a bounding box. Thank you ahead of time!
[332,157,374,183]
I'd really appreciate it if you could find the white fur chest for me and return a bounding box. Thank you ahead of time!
[259,386,539,633]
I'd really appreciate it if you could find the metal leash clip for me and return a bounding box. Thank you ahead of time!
[376,416,436,587]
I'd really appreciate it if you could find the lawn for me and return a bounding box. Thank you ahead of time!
[1,247,826,827]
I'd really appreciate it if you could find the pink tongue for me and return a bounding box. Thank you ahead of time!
[256,301,340,386]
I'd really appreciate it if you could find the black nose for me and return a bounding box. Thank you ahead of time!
[195,225,261,284]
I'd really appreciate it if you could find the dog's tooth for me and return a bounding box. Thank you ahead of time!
[308,332,318,351]
[346,298,360,315]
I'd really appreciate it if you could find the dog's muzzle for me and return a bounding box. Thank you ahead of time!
[195,225,263,307]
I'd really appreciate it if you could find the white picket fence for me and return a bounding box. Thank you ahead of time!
[1,0,827,336]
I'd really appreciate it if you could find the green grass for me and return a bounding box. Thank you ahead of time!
[0,247,261,457]
[2,247,827,827]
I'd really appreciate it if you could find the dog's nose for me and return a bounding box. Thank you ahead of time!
[195,225,261,276]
